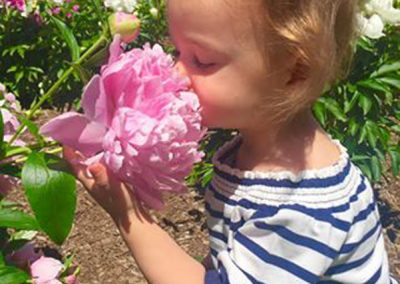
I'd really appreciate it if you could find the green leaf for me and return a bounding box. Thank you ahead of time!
[10,230,37,241]
[320,97,347,122]
[377,77,400,89]
[73,64,92,85]
[365,120,379,148]
[50,16,80,62]
[358,94,372,116]
[370,156,381,182]
[0,266,30,284]
[358,124,367,144]
[21,152,76,245]
[357,79,390,93]
[377,127,390,146]
[392,124,400,134]
[312,101,326,126]
[344,91,360,113]
[0,209,40,231]
[357,160,373,181]
[389,149,400,177]
[348,117,359,136]
[371,62,400,77]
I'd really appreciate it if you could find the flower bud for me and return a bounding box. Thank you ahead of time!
[108,12,140,44]
[149,7,158,18]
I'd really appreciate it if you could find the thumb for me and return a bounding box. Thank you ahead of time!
[88,163,109,189]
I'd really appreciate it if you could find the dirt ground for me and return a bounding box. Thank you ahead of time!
[6,110,400,283]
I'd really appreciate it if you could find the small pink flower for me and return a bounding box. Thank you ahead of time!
[4,0,26,12]
[51,7,61,15]
[30,256,63,284]
[0,83,6,93]
[33,10,43,26]
[66,12,72,18]
[0,95,25,146]
[72,4,79,12]
[64,274,78,284]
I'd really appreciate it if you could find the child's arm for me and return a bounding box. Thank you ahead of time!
[113,199,206,284]
[63,147,206,284]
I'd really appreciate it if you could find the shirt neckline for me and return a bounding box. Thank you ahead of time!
[211,133,350,183]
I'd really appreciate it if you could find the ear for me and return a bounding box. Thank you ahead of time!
[286,59,308,86]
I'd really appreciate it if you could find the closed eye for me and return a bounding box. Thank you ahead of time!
[192,56,215,69]
[171,48,215,70]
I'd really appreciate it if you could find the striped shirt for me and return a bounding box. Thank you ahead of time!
[204,134,398,284]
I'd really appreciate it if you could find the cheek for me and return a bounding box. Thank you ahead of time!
[190,75,258,128]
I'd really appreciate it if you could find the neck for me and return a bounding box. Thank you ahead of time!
[236,110,323,170]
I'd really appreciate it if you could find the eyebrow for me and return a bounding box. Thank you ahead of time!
[170,31,223,51]
[188,37,219,51]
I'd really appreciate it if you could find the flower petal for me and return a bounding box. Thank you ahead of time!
[40,112,106,156]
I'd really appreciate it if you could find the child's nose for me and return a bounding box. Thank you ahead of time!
[175,61,188,77]
[174,61,193,89]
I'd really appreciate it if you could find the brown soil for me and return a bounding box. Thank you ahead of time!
[6,110,400,283]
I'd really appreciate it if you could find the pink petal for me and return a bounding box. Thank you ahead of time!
[64,274,78,284]
[82,75,111,126]
[30,256,63,282]
[40,112,106,156]
[107,34,122,65]
[129,180,165,210]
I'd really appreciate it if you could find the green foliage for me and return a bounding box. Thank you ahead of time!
[0,208,40,231]
[21,152,76,245]
[0,266,30,284]
[0,2,102,109]
[313,28,400,182]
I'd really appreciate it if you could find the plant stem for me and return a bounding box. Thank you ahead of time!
[14,147,62,164]
[1,141,59,162]
[7,33,109,147]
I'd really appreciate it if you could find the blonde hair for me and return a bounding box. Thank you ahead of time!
[254,0,358,127]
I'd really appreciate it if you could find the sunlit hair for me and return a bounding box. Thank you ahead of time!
[252,0,358,127]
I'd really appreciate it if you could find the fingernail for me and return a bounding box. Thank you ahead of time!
[85,168,93,178]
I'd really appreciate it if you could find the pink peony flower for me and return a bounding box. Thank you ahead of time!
[108,12,140,44]
[4,0,26,12]
[30,256,63,284]
[51,7,61,15]
[6,243,42,271]
[40,36,207,210]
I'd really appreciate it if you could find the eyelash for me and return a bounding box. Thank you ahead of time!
[172,49,214,69]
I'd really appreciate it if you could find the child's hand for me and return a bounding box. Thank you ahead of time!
[62,146,140,223]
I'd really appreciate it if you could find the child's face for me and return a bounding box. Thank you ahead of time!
[167,0,291,129]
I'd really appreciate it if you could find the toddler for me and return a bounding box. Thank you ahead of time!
[64,0,398,283]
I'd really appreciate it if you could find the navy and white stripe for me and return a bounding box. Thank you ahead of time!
[204,135,397,284]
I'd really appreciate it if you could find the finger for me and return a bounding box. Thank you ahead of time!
[62,146,85,163]
[88,163,110,190]
[62,146,95,190]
